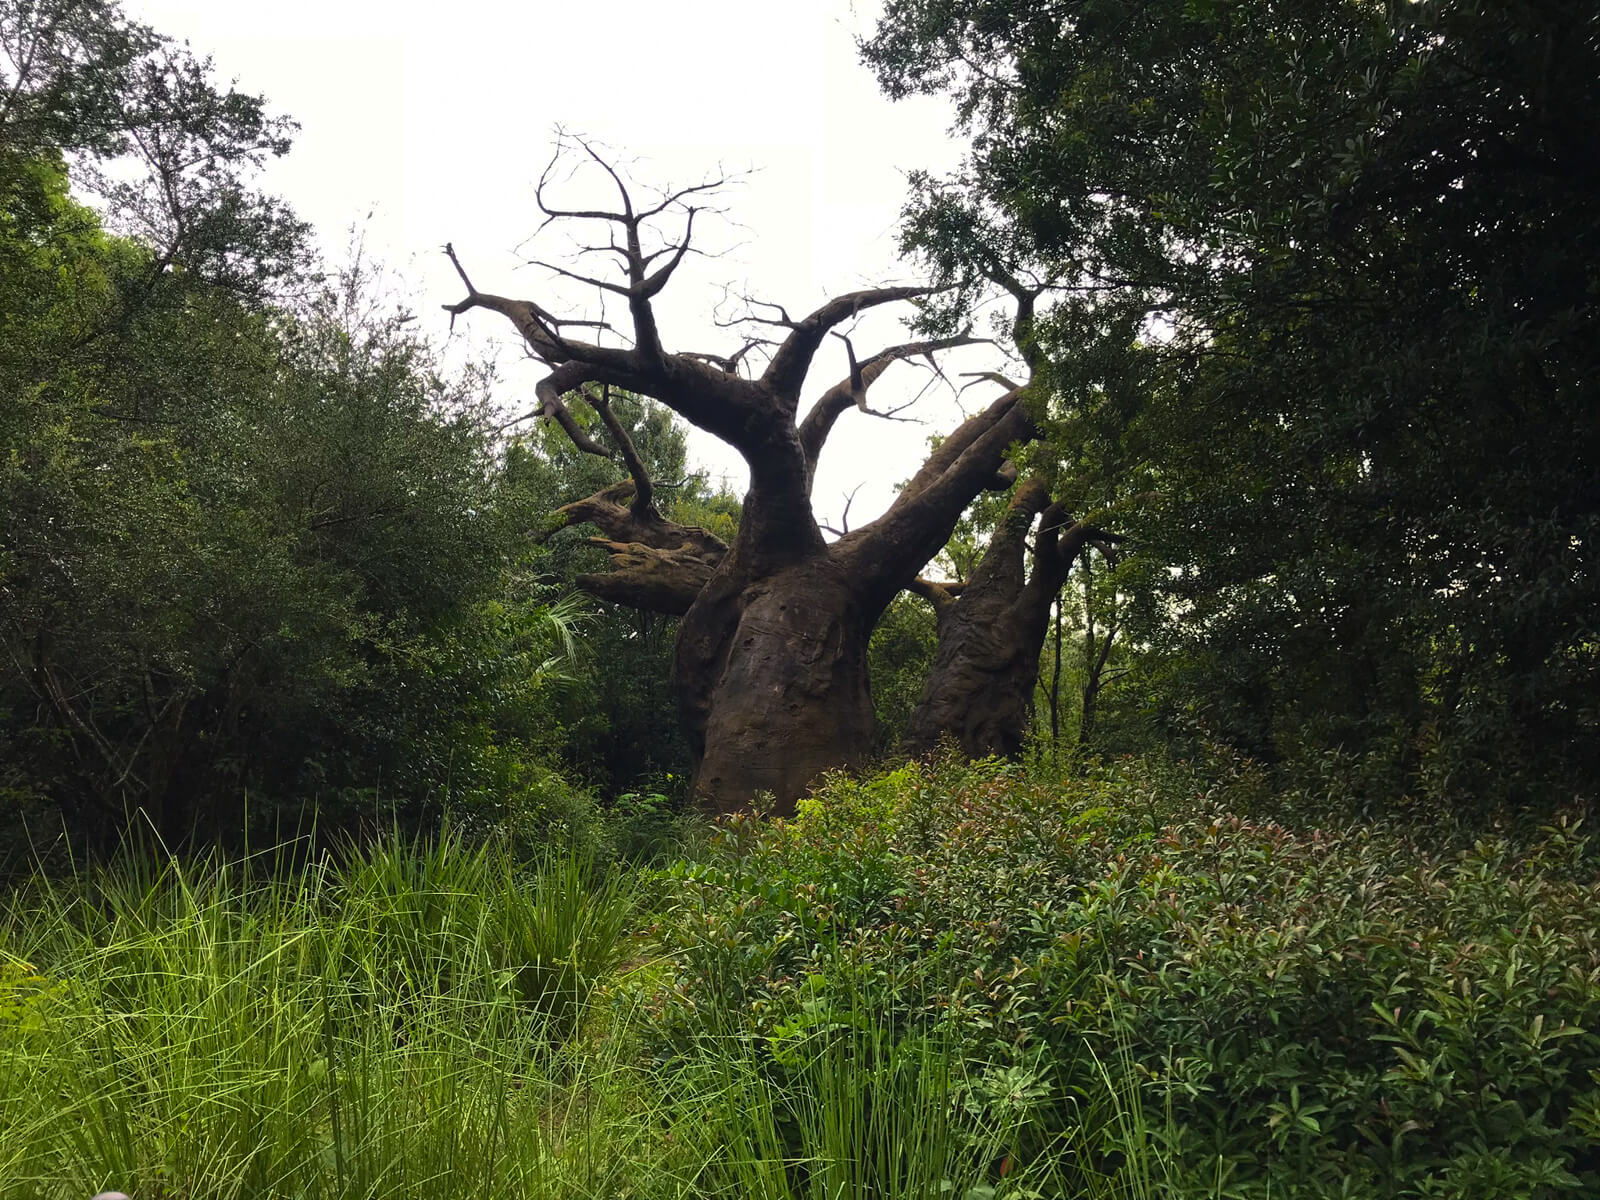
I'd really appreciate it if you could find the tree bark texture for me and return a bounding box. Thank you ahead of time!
[691,563,874,812]
[902,479,1100,759]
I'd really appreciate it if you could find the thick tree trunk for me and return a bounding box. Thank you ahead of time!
[903,480,1095,759]
[670,428,878,814]
[689,561,874,814]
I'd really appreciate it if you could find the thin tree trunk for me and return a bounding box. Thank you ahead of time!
[1049,597,1064,764]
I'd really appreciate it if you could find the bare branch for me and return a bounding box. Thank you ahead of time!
[682,338,772,375]
[716,296,796,330]
[763,285,942,403]
[575,133,635,219]
[818,483,866,538]
[441,241,480,331]
[799,335,988,477]
[960,370,1023,393]
[905,576,964,610]
[835,384,1037,604]
[584,384,656,515]
[636,176,731,221]
[571,235,638,271]
[836,331,866,407]
[442,243,612,357]
[522,139,740,362]
[533,137,631,226]
[526,257,635,298]
[641,207,699,297]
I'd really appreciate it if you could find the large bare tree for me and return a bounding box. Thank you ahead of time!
[446,140,1037,812]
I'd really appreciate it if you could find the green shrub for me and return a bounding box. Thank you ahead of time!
[653,756,1600,1199]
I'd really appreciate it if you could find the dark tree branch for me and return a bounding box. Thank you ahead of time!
[761,285,943,404]
[905,576,964,610]
[713,296,795,334]
[893,382,1032,508]
[798,334,988,477]
[837,384,1037,604]
[584,384,655,515]
[525,137,742,363]
[960,370,1023,393]
[442,243,611,356]
[636,177,730,221]
[819,482,866,537]
[540,478,731,616]
[535,367,618,459]
[988,460,1021,491]
[968,246,1053,379]
[525,257,635,298]
[640,207,698,298]
[682,337,771,375]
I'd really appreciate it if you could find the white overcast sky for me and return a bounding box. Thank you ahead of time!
[120,0,1010,529]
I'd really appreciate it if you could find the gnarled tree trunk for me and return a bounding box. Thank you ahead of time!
[691,561,874,809]
[446,140,1040,812]
[902,479,1112,759]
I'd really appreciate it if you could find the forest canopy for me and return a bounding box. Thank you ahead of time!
[865,0,1600,809]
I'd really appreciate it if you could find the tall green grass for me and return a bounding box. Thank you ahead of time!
[0,836,643,1200]
[0,824,1177,1200]
[649,954,1173,1200]
[672,1001,1030,1200]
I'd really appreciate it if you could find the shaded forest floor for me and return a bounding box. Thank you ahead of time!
[3,756,1598,1200]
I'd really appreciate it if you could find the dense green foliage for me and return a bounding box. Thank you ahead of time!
[0,163,583,848]
[868,593,940,753]
[8,759,1594,1198]
[659,756,1600,1198]
[865,0,1600,807]
[0,0,621,852]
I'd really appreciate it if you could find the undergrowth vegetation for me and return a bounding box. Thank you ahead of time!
[3,758,1598,1199]
[660,757,1600,1198]
[0,838,646,1200]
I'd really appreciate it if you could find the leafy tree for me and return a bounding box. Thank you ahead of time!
[0,0,584,850]
[866,0,1600,807]
[1,0,305,297]
[0,202,567,846]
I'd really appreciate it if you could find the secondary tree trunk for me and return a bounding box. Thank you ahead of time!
[903,479,1099,759]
